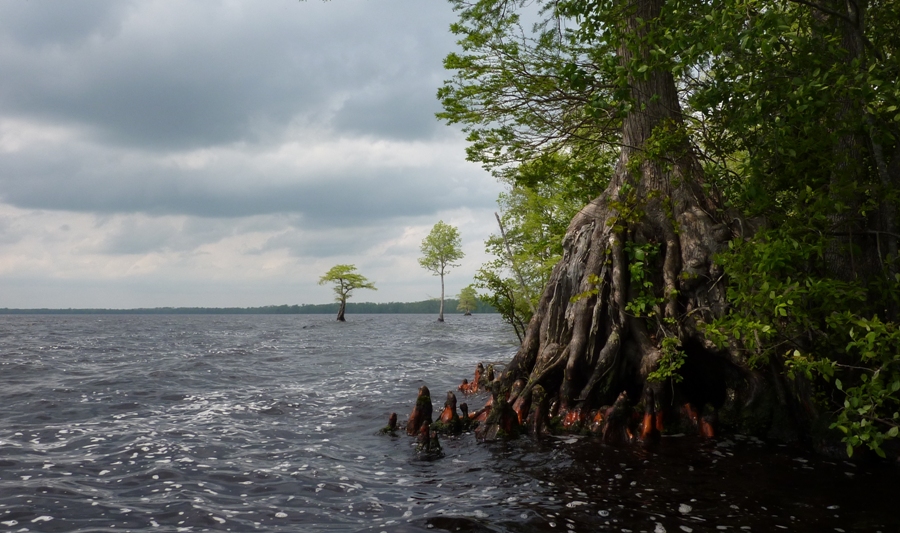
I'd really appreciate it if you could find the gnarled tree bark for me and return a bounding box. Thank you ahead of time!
[480,0,769,440]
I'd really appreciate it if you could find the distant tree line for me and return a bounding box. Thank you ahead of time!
[0,300,495,315]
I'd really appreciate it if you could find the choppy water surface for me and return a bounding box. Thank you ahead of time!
[0,314,896,532]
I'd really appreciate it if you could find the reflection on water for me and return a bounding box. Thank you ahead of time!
[0,314,896,532]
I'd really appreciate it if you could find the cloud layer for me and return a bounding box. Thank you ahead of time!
[0,0,505,308]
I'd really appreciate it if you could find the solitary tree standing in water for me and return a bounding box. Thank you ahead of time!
[457,284,478,316]
[318,264,377,322]
[419,221,465,322]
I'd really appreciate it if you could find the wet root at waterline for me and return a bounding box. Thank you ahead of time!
[388,362,732,454]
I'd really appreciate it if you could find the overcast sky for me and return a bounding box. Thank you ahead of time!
[0,0,507,309]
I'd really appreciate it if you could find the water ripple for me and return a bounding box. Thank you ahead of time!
[0,314,896,532]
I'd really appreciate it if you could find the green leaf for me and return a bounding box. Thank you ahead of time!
[887,426,898,438]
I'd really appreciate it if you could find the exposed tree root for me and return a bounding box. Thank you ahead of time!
[406,386,433,436]
[396,0,814,452]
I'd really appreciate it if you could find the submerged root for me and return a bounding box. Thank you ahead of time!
[526,385,550,437]
[415,421,444,459]
[637,387,662,442]
[598,391,634,445]
[677,402,717,438]
[471,395,493,424]
[483,365,495,388]
[433,391,463,435]
[511,380,532,425]
[379,412,399,436]
[406,386,433,436]
[458,363,486,395]
[476,382,518,441]
[398,372,724,452]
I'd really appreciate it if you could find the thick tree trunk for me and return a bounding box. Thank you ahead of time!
[480,0,773,441]
[818,0,884,284]
[336,299,346,322]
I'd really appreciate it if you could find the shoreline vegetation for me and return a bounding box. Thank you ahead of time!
[429,0,900,460]
[0,299,496,315]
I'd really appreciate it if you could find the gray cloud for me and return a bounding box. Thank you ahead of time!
[0,0,130,47]
[95,215,251,256]
[0,0,507,308]
[255,223,397,259]
[0,141,494,223]
[332,82,444,141]
[0,0,456,149]
[0,0,485,224]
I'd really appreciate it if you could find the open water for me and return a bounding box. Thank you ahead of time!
[0,313,897,532]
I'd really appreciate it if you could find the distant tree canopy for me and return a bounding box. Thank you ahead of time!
[318,264,377,322]
[296,299,495,315]
[457,284,479,314]
[419,221,465,322]
[440,0,900,455]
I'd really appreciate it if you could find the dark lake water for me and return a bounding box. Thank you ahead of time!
[0,314,897,532]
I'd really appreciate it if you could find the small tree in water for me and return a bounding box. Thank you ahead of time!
[457,284,478,315]
[318,264,377,322]
[419,221,465,322]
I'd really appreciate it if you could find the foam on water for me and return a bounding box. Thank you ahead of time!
[0,314,897,532]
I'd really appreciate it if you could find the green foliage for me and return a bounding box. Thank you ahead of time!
[441,0,900,456]
[624,241,663,317]
[475,265,531,341]
[318,264,377,303]
[787,314,900,458]
[457,284,479,313]
[439,0,623,174]
[420,221,465,321]
[570,273,603,304]
[709,226,900,456]
[709,229,867,365]
[477,155,611,337]
[488,187,569,290]
[678,0,900,227]
[648,336,686,383]
[419,221,465,277]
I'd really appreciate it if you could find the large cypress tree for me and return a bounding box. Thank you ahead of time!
[439,0,900,452]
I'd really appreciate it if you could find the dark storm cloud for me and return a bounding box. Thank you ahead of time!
[0,0,456,150]
[0,0,494,225]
